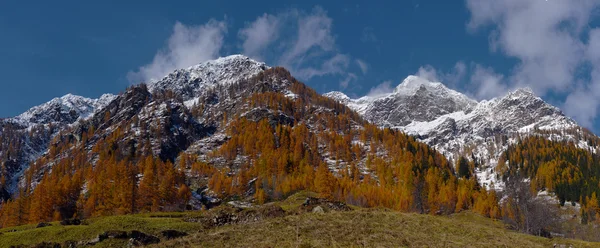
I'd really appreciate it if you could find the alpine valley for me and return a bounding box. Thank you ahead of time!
[1,55,600,246]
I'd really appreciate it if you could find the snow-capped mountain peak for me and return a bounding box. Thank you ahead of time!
[323,91,351,104]
[393,75,477,106]
[394,75,444,94]
[148,54,269,101]
[501,87,537,100]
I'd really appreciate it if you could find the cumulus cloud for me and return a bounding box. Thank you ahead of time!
[470,64,507,100]
[238,13,280,60]
[563,86,599,128]
[238,7,357,88]
[412,62,507,100]
[416,65,439,82]
[414,62,467,87]
[295,54,350,79]
[339,73,357,89]
[291,8,334,57]
[466,0,596,93]
[356,59,368,74]
[466,0,600,127]
[445,62,467,87]
[128,20,227,83]
[563,29,600,127]
[588,29,600,62]
[279,7,339,74]
[367,80,394,97]
[131,6,359,89]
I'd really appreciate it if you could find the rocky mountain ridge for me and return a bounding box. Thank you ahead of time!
[325,76,596,189]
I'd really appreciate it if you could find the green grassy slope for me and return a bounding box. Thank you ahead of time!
[155,210,598,248]
[0,192,597,248]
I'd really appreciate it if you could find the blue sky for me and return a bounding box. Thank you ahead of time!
[2,1,600,132]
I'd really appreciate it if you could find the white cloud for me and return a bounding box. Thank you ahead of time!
[470,64,507,100]
[367,80,394,97]
[131,7,362,92]
[587,28,600,64]
[563,86,598,128]
[414,62,505,100]
[339,73,357,89]
[295,53,350,79]
[467,0,596,93]
[279,7,335,66]
[356,59,368,74]
[466,0,600,127]
[563,29,600,127]
[238,13,280,60]
[445,62,467,87]
[128,20,227,83]
[237,7,356,87]
[416,65,439,82]
[414,62,468,89]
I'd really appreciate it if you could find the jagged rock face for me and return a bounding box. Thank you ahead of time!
[89,86,151,130]
[362,87,473,126]
[65,84,215,163]
[134,99,215,162]
[324,76,590,190]
[484,89,569,132]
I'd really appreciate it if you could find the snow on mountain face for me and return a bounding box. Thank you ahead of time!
[10,93,116,127]
[325,75,583,190]
[326,75,477,127]
[148,55,269,101]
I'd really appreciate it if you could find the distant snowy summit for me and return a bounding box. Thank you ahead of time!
[326,75,477,127]
[325,75,583,190]
[9,93,116,127]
